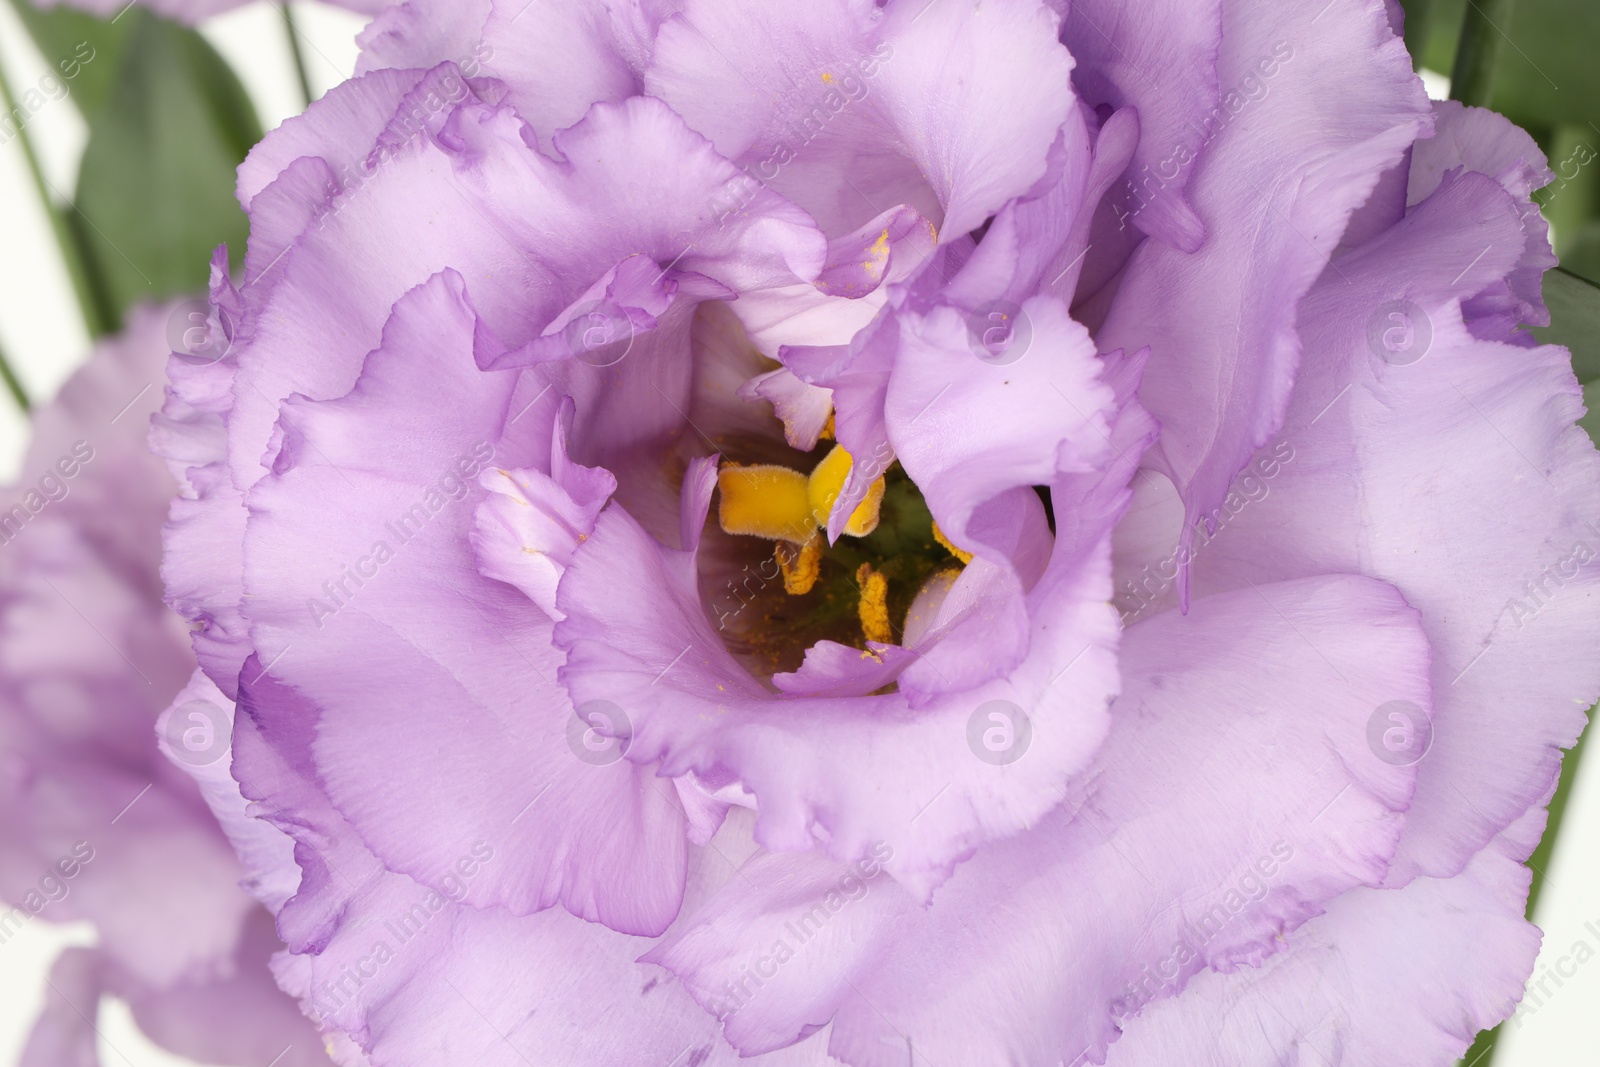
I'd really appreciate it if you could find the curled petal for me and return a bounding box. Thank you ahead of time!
[1166,166,1600,882]
[650,575,1431,1061]
[1097,0,1432,603]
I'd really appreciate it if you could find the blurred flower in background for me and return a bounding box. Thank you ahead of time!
[0,302,328,1066]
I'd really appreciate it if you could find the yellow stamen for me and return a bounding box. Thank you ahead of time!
[717,463,815,543]
[717,450,887,600]
[820,413,836,441]
[776,535,823,595]
[856,563,892,644]
[931,521,974,564]
[808,445,885,536]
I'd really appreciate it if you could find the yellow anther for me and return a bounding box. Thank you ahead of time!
[776,535,823,595]
[717,449,885,546]
[717,463,815,543]
[931,521,974,565]
[807,445,885,536]
[717,450,887,602]
[856,563,892,644]
[820,413,836,441]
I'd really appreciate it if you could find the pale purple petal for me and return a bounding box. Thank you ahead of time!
[1097,0,1432,601]
[645,0,1078,240]
[1150,164,1600,883]
[650,576,1430,1061]
[1063,0,1221,252]
[1104,805,1548,1066]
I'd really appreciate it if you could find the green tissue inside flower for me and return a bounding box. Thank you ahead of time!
[712,428,966,676]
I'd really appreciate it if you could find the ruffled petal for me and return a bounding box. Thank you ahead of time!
[153,256,256,697]
[1103,805,1547,1066]
[236,68,433,212]
[157,669,302,914]
[475,0,652,151]
[243,273,688,934]
[1096,0,1432,601]
[738,368,835,452]
[471,424,617,620]
[1408,99,1558,338]
[649,575,1431,1062]
[1153,166,1600,882]
[224,668,833,1067]
[227,78,822,499]
[646,0,1077,240]
[359,0,669,156]
[881,298,1114,694]
[945,110,1111,308]
[1063,0,1222,252]
[356,0,494,82]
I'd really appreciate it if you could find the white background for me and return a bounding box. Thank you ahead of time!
[0,4,1592,1065]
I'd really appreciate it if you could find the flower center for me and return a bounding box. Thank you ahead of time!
[716,442,888,585]
[709,420,969,677]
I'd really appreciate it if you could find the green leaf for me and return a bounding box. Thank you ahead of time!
[1477,0,1600,130]
[0,334,30,412]
[0,46,109,335]
[68,8,262,329]
[1556,222,1600,288]
[1581,381,1600,446]
[1534,268,1600,382]
[4,0,133,117]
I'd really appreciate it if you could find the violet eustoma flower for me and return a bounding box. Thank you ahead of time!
[156,1,1600,1064]
[0,304,329,1066]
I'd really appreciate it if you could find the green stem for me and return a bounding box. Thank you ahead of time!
[280,3,314,108]
[1450,0,1518,108]
[0,335,30,412]
[0,40,113,337]
[1458,704,1595,1067]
